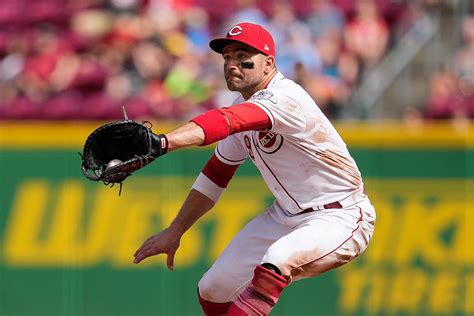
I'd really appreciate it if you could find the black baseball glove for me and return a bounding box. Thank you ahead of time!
[80,119,168,194]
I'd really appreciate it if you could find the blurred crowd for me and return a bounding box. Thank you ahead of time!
[0,0,470,121]
[422,15,474,120]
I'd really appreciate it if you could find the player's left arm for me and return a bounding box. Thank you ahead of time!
[165,102,271,152]
[134,142,243,266]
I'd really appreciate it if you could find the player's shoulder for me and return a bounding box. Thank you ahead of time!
[269,73,308,99]
[248,75,293,102]
[258,73,312,108]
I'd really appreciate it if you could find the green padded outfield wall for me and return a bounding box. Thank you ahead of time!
[0,121,473,316]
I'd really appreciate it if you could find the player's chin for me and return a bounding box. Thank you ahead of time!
[226,80,241,91]
[226,78,242,91]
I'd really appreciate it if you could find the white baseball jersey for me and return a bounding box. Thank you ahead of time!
[214,71,363,214]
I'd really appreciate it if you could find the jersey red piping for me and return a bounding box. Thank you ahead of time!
[251,133,304,211]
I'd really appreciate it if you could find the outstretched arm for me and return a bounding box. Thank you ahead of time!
[165,122,206,152]
[133,188,214,267]
[163,102,271,152]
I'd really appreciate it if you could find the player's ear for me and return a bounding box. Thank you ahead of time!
[266,55,275,67]
[264,55,275,74]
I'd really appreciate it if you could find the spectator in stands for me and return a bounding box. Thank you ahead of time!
[226,0,267,30]
[267,1,321,80]
[266,0,296,45]
[163,54,212,119]
[424,71,465,120]
[306,0,345,39]
[295,29,359,119]
[423,14,474,120]
[183,7,211,55]
[344,0,389,67]
[452,16,474,118]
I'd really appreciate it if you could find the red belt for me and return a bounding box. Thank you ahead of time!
[299,201,343,214]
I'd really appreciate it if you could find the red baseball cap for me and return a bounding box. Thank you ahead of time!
[209,22,275,57]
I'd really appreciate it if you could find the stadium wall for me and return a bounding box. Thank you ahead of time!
[0,121,473,316]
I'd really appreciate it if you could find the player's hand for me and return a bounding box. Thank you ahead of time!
[133,227,181,269]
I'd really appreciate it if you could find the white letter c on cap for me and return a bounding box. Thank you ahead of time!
[228,25,243,36]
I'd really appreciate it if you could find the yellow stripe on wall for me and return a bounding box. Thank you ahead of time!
[0,121,180,149]
[337,121,474,148]
[0,120,472,149]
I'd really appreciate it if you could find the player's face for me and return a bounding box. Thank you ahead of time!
[222,43,269,93]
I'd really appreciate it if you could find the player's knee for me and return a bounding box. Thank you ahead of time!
[197,271,232,303]
[262,250,290,276]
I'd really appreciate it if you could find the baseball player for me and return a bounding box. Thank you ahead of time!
[133,22,376,315]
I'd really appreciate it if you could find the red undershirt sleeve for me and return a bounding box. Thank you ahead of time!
[191,102,272,145]
[202,154,239,188]
[220,102,272,134]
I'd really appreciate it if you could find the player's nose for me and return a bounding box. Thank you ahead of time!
[225,58,242,70]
